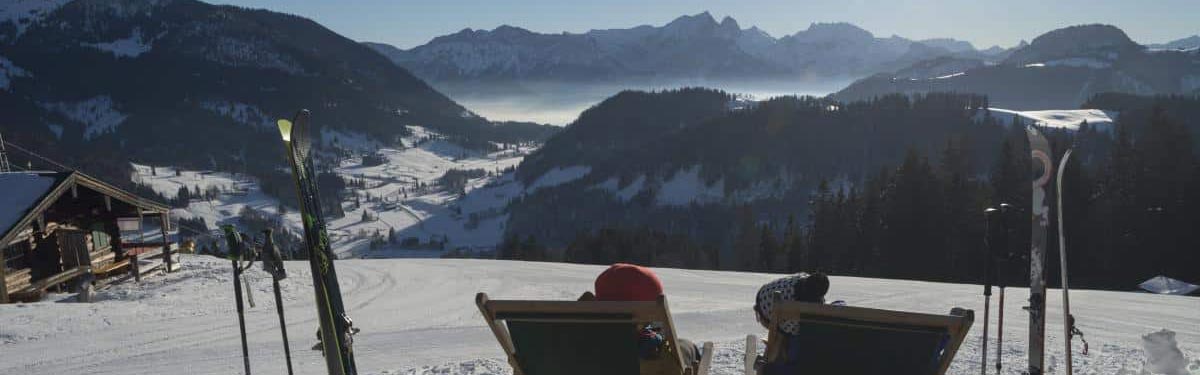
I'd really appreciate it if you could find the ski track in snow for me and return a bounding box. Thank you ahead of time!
[0,256,1195,374]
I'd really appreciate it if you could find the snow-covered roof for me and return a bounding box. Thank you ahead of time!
[0,171,170,248]
[1139,275,1199,295]
[0,172,59,239]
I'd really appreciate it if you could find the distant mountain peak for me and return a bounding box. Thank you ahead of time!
[719,16,739,29]
[794,22,874,41]
[665,11,719,30]
[491,24,533,36]
[1003,24,1139,65]
[1028,24,1136,50]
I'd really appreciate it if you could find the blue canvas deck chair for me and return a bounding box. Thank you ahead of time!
[747,295,973,375]
[476,292,713,375]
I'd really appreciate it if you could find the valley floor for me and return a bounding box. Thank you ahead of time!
[0,255,1196,374]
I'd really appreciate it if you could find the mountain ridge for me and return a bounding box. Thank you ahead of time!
[832,24,1200,110]
[366,12,989,83]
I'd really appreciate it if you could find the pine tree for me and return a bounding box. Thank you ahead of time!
[758,224,779,272]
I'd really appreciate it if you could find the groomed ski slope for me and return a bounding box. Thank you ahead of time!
[0,256,1195,374]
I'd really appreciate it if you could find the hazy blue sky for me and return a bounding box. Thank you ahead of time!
[211,0,1199,49]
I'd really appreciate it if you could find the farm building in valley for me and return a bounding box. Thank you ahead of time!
[1,171,177,303]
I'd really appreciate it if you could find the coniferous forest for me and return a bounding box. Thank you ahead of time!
[502,91,1200,291]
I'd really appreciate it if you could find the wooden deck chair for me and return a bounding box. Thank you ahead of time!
[476,292,713,375]
[750,295,973,375]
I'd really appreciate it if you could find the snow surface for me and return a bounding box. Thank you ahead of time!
[200,100,273,129]
[131,125,533,256]
[0,0,71,39]
[40,96,127,140]
[1,255,1196,374]
[592,175,646,202]
[656,165,724,207]
[82,27,156,58]
[46,123,63,139]
[1045,58,1112,69]
[985,108,1116,132]
[0,56,29,90]
[525,165,590,193]
[130,163,304,239]
[0,172,56,235]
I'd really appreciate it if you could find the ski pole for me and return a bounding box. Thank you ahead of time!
[262,229,295,375]
[981,207,1000,375]
[995,203,1013,375]
[223,226,252,375]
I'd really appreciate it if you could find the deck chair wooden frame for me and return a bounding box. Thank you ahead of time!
[756,295,973,375]
[476,292,713,375]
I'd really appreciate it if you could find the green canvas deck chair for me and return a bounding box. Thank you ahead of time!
[476,292,713,375]
[748,296,973,375]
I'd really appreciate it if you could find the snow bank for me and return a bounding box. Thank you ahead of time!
[986,108,1115,132]
[526,165,590,192]
[656,165,724,206]
[40,96,127,140]
[82,27,157,58]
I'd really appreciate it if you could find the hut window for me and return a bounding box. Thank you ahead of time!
[91,224,111,252]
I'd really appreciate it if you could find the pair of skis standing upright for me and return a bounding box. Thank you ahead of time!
[980,126,1086,375]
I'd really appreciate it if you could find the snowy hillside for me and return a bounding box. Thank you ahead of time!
[131,126,545,257]
[985,108,1116,132]
[1,256,1196,374]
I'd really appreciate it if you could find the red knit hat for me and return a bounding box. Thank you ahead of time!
[595,263,664,301]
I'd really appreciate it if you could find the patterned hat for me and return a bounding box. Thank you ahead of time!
[754,273,830,335]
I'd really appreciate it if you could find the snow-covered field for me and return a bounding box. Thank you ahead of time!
[986,108,1116,132]
[130,126,548,257]
[1,256,1196,375]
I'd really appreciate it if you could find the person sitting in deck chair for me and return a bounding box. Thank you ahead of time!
[752,272,831,374]
[590,263,704,373]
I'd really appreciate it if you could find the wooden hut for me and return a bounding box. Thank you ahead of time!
[1,171,175,303]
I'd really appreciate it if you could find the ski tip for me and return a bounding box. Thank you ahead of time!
[277,119,293,141]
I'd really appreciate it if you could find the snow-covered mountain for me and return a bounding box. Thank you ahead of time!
[0,0,555,190]
[367,12,982,83]
[833,24,1200,109]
